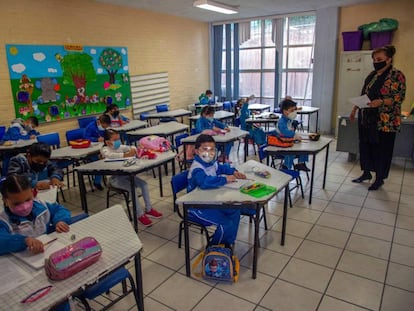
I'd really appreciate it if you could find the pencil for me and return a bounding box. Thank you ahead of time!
[43,237,58,246]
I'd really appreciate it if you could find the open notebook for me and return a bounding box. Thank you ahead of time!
[12,235,66,270]
[223,179,251,190]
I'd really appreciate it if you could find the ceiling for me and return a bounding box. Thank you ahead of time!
[95,0,380,22]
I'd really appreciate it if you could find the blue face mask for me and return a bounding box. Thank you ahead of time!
[207,117,214,122]
[113,139,121,149]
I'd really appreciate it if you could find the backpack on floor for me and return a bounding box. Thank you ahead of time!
[192,245,239,282]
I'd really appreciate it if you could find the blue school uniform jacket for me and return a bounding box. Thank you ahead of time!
[84,120,103,142]
[276,115,296,138]
[195,117,228,134]
[187,155,236,192]
[7,154,63,188]
[0,199,71,255]
[3,119,39,141]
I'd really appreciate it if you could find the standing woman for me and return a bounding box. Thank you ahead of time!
[350,45,406,190]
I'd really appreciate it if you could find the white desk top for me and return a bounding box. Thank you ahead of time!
[76,151,176,173]
[176,160,291,205]
[194,102,224,109]
[0,205,142,311]
[297,106,320,114]
[265,136,332,154]
[110,119,147,132]
[181,127,248,144]
[188,111,235,121]
[248,104,271,111]
[127,122,189,137]
[0,139,37,151]
[146,109,192,119]
[50,143,103,160]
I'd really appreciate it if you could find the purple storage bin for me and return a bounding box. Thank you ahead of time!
[370,31,393,49]
[342,31,363,51]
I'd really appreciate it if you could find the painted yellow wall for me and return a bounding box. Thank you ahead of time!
[0,0,209,144]
[334,0,413,126]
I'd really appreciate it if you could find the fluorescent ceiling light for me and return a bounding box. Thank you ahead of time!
[193,0,239,14]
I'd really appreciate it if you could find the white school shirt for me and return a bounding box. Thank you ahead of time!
[101,145,136,159]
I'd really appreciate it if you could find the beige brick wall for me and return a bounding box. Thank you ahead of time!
[0,0,209,145]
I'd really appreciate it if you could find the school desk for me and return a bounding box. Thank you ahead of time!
[248,103,271,113]
[296,106,320,133]
[0,139,37,175]
[146,109,192,124]
[188,110,235,130]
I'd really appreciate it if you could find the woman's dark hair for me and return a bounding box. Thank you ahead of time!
[280,99,297,112]
[0,175,31,198]
[201,106,215,116]
[28,142,51,158]
[195,134,215,149]
[103,129,118,145]
[372,45,396,59]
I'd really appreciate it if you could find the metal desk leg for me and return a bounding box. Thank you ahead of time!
[315,111,319,133]
[309,153,316,204]
[158,165,163,197]
[183,204,191,277]
[78,171,88,214]
[134,252,144,311]
[130,174,138,232]
[281,185,289,245]
[171,158,176,175]
[323,144,330,189]
[244,138,248,162]
[252,204,260,279]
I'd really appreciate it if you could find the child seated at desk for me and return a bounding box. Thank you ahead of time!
[101,129,162,227]
[85,114,111,190]
[187,134,246,247]
[195,106,231,160]
[0,175,70,255]
[105,103,130,127]
[274,99,310,171]
[7,142,64,190]
[3,116,39,141]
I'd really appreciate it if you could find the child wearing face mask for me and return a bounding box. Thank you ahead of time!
[0,175,70,255]
[195,106,231,160]
[105,103,130,128]
[7,142,64,190]
[3,116,40,141]
[187,134,247,247]
[275,99,310,171]
[101,129,162,227]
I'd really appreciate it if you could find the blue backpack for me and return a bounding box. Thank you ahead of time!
[192,245,239,282]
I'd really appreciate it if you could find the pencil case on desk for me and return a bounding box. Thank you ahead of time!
[45,237,102,281]
[240,182,276,198]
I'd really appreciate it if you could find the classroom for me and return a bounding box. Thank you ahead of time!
[0,0,413,310]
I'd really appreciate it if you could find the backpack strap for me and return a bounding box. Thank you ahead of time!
[191,251,205,279]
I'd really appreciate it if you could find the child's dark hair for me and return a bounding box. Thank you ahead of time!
[28,142,51,158]
[27,116,39,127]
[195,134,215,149]
[103,129,118,145]
[201,106,215,116]
[105,104,119,113]
[98,114,111,125]
[205,89,213,96]
[0,175,31,198]
[280,99,297,112]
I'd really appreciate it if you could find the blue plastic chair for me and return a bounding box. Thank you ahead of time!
[156,104,176,123]
[78,116,97,128]
[0,126,6,141]
[171,171,212,248]
[223,101,232,112]
[65,128,85,145]
[139,112,149,121]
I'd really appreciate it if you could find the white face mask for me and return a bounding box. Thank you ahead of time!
[287,111,297,120]
[98,125,104,131]
[199,147,216,163]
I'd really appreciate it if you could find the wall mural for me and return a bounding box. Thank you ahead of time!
[5,44,131,123]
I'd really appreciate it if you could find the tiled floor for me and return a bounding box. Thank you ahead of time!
[63,138,414,311]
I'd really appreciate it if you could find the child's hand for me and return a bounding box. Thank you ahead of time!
[30,135,36,139]
[25,237,44,254]
[36,181,51,190]
[234,171,246,179]
[55,221,70,233]
[124,149,136,157]
[98,137,104,142]
[294,134,302,141]
[226,175,236,183]
[213,126,221,132]
[50,178,64,188]
[224,127,231,132]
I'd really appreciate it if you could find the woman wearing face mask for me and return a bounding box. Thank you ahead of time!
[101,129,162,227]
[275,99,309,171]
[0,175,70,255]
[350,45,406,191]
[7,142,64,190]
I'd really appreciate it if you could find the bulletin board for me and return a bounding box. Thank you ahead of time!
[5,44,131,123]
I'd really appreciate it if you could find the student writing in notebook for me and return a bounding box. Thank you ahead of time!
[187,134,247,247]
[0,175,70,255]
[101,129,162,227]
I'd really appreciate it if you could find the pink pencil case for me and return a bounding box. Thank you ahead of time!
[45,237,102,281]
